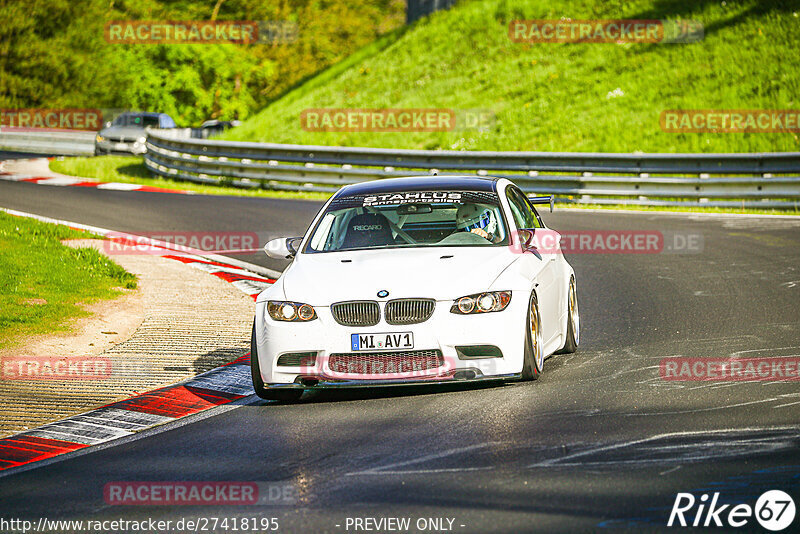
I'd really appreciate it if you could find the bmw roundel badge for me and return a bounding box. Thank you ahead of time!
[377,290,389,298]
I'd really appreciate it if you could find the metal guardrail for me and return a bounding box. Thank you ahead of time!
[0,129,96,156]
[144,131,800,209]
[0,127,234,157]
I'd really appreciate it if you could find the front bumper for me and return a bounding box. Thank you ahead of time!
[95,139,147,155]
[254,294,528,387]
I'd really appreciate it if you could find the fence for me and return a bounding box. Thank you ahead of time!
[0,129,95,156]
[144,130,800,209]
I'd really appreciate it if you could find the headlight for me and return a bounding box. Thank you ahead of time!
[450,291,511,314]
[96,134,104,142]
[267,301,317,322]
[136,136,146,144]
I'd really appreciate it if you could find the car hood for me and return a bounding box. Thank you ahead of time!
[99,126,147,139]
[279,247,518,305]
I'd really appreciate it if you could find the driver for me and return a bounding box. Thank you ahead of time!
[455,203,501,243]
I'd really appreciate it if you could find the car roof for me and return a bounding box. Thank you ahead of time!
[337,175,500,197]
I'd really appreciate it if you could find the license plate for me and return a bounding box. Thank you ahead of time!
[115,142,128,150]
[351,332,413,351]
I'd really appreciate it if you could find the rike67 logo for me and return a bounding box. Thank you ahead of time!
[668,490,796,531]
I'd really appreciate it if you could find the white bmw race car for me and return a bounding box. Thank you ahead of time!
[252,176,579,401]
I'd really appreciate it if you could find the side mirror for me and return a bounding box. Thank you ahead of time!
[264,237,302,259]
[517,228,535,250]
[286,237,302,256]
[105,121,112,128]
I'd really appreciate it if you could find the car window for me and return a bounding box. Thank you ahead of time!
[522,193,544,228]
[112,115,161,128]
[506,187,542,229]
[159,115,176,128]
[304,190,509,253]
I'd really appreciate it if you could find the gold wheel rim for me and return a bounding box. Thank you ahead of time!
[530,299,542,369]
[569,280,579,345]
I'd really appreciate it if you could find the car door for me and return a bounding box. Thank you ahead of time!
[505,186,561,346]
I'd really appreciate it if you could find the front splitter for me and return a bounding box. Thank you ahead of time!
[265,372,522,389]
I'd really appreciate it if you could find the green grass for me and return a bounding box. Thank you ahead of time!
[49,156,332,201]
[223,0,800,153]
[0,212,138,350]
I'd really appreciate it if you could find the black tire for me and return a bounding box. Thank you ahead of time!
[558,277,579,354]
[250,322,303,402]
[522,292,544,380]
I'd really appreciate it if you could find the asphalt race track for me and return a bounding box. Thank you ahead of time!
[1,176,800,532]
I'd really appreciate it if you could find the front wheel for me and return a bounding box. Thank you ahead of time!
[250,322,303,402]
[522,292,544,380]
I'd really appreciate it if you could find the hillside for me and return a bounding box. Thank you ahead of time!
[0,0,404,126]
[223,0,800,153]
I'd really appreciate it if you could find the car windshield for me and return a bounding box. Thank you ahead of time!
[112,114,160,128]
[304,190,509,253]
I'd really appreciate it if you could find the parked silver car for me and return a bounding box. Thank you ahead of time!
[94,112,176,155]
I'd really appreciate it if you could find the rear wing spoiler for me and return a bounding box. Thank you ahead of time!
[529,195,554,213]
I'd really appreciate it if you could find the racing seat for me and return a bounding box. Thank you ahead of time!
[340,212,395,249]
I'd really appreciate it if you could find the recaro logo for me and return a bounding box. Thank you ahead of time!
[353,225,383,231]
[668,490,796,530]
